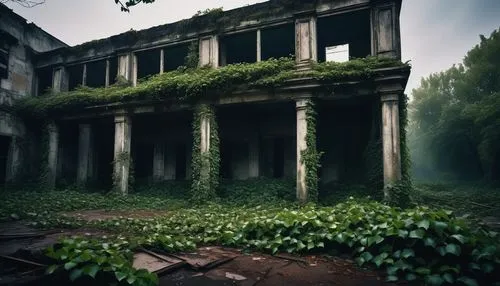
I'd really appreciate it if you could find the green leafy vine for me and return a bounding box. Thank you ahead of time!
[301,100,322,202]
[112,151,134,194]
[190,104,220,202]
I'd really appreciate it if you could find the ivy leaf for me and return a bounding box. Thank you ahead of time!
[402,249,415,258]
[360,252,373,263]
[426,274,444,286]
[83,264,99,278]
[415,267,431,275]
[457,277,478,286]
[46,265,59,274]
[445,244,461,256]
[451,234,467,244]
[417,219,430,230]
[69,269,83,281]
[64,261,78,270]
[406,273,417,281]
[442,273,454,283]
[386,275,398,282]
[409,229,425,239]
[115,271,128,282]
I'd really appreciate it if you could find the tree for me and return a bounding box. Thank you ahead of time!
[1,0,155,11]
[409,28,500,182]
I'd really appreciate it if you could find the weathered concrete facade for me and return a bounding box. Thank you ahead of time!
[0,4,67,184]
[2,0,409,199]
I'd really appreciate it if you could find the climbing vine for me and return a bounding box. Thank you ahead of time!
[190,104,220,203]
[183,40,199,69]
[301,100,322,202]
[112,151,134,194]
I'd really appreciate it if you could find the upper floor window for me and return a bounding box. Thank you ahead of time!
[0,42,8,79]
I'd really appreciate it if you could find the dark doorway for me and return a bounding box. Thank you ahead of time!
[175,143,187,180]
[273,137,285,178]
[0,136,10,184]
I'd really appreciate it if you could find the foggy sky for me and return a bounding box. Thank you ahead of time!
[4,0,500,93]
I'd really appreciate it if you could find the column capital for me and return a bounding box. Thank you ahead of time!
[380,94,399,102]
[295,97,311,110]
[114,113,131,124]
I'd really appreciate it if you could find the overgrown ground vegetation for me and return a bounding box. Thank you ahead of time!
[1,182,499,286]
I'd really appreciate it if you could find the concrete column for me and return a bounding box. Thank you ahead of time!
[118,54,131,81]
[6,136,21,183]
[113,114,132,195]
[381,94,401,186]
[256,29,262,62]
[46,122,59,189]
[105,59,110,87]
[153,142,165,181]
[296,99,309,203]
[160,49,165,74]
[372,3,400,58]
[77,124,93,186]
[199,106,211,182]
[82,64,87,86]
[295,17,317,64]
[165,142,176,180]
[248,135,259,178]
[52,67,68,92]
[131,54,138,87]
[199,36,219,67]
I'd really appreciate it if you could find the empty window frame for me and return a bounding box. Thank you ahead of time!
[0,42,8,79]
[164,43,191,71]
[108,57,118,85]
[37,67,53,95]
[136,49,161,80]
[220,31,257,65]
[86,60,106,88]
[317,9,371,62]
[67,64,84,91]
[261,23,295,61]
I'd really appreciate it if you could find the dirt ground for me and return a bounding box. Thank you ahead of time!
[0,210,403,286]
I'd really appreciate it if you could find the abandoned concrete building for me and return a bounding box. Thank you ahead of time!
[0,0,410,202]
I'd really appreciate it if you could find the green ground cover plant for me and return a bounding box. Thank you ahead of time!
[1,184,498,285]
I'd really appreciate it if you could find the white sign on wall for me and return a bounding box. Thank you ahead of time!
[325,44,349,63]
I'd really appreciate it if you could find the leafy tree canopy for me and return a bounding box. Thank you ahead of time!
[409,27,500,182]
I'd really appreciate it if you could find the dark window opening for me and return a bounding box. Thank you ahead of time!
[67,64,84,91]
[37,67,53,95]
[0,136,10,184]
[137,49,161,80]
[220,141,232,179]
[175,143,187,180]
[220,31,257,65]
[95,118,115,190]
[273,138,285,178]
[261,24,295,60]
[133,142,154,180]
[317,9,371,62]
[164,43,190,71]
[109,57,118,85]
[86,60,106,88]
[0,42,8,79]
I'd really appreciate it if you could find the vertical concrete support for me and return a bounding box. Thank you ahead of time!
[199,36,219,67]
[295,16,317,64]
[46,122,59,189]
[248,135,259,178]
[118,54,132,81]
[105,59,110,87]
[256,29,262,62]
[381,94,401,186]
[113,114,132,195]
[153,142,165,181]
[165,143,176,180]
[77,124,93,186]
[296,99,309,203]
[82,64,87,86]
[160,49,165,74]
[372,3,400,58]
[52,67,68,92]
[6,136,21,183]
[131,54,138,87]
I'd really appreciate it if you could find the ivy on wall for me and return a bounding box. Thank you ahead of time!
[14,57,408,118]
[301,100,322,202]
[112,151,134,194]
[190,104,220,203]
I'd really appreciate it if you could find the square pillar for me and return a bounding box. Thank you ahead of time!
[105,59,110,87]
[248,135,259,178]
[296,99,309,203]
[77,124,93,186]
[113,114,132,195]
[6,136,21,183]
[118,53,132,81]
[256,29,262,62]
[52,67,68,92]
[46,122,59,189]
[295,16,317,64]
[381,93,402,188]
[199,36,219,68]
[372,3,400,59]
[153,142,165,181]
